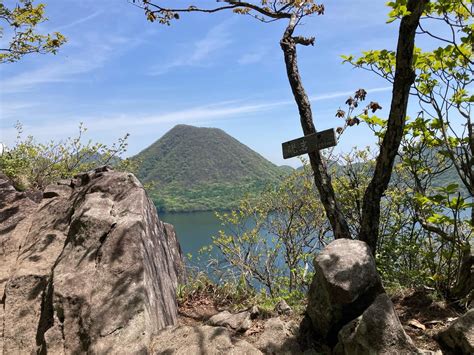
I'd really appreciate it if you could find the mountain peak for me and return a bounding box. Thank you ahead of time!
[134,125,284,211]
[168,124,225,135]
[136,125,280,185]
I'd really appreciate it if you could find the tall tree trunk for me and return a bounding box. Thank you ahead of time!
[358,0,428,254]
[468,120,474,226]
[280,16,351,240]
[451,244,473,303]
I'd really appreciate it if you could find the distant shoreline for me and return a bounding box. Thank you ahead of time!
[156,206,232,215]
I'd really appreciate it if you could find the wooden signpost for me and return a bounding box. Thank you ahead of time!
[282,128,337,159]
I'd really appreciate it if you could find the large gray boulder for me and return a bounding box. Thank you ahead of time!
[1,168,182,354]
[333,293,420,354]
[306,239,384,344]
[150,325,262,354]
[437,309,474,354]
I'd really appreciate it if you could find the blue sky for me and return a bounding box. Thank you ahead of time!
[1,0,415,167]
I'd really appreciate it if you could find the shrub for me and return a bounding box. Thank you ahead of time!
[0,122,135,190]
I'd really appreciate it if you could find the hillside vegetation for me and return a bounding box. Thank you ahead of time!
[134,124,464,212]
[134,124,289,212]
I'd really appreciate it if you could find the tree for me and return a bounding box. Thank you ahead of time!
[0,0,66,63]
[213,163,330,297]
[345,0,473,301]
[134,0,427,254]
[210,146,460,299]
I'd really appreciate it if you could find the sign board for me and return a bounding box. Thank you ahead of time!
[282,128,337,159]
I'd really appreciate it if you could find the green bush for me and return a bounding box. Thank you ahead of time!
[0,122,135,190]
[212,162,330,299]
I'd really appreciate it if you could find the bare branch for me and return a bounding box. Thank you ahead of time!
[293,36,315,46]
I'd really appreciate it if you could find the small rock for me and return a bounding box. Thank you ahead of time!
[57,178,74,186]
[250,305,260,318]
[94,165,113,173]
[425,320,444,326]
[43,184,72,199]
[208,310,253,333]
[275,299,292,315]
[436,309,473,355]
[254,317,301,354]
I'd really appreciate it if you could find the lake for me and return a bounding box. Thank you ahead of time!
[160,211,223,259]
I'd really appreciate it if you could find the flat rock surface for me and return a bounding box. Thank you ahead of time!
[150,325,262,354]
[208,309,254,333]
[253,317,301,354]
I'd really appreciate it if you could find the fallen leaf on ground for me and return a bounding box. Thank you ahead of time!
[408,319,426,331]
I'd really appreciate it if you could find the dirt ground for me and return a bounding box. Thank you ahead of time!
[391,289,461,351]
[177,288,462,353]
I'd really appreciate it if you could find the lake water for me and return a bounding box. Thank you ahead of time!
[160,211,223,259]
[160,210,284,285]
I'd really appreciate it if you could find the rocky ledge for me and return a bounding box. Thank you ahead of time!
[0,167,183,354]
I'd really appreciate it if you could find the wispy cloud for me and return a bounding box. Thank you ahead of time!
[0,101,39,120]
[0,100,272,145]
[309,86,392,102]
[149,20,233,75]
[55,10,103,31]
[238,47,268,65]
[2,59,102,94]
[1,34,136,94]
[1,86,393,144]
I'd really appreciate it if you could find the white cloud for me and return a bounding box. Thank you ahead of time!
[1,86,393,145]
[309,86,392,102]
[1,34,137,94]
[238,47,268,65]
[149,20,233,75]
[2,59,101,93]
[55,10,103,31]
[0,100,271,146]
[0,101,38,120]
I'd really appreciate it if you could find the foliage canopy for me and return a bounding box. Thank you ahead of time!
[0,0,65,63]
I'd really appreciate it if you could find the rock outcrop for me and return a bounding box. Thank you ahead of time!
[305,239,420,354]
[149,325,262,354]
[333,293,419,354]
[437,309,474,355]
[306,239,384,345]
[0,173,39,354]
[0,168,182,354]
[162,222,186,286]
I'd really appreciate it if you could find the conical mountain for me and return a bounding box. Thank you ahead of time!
[134,125,285,211]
